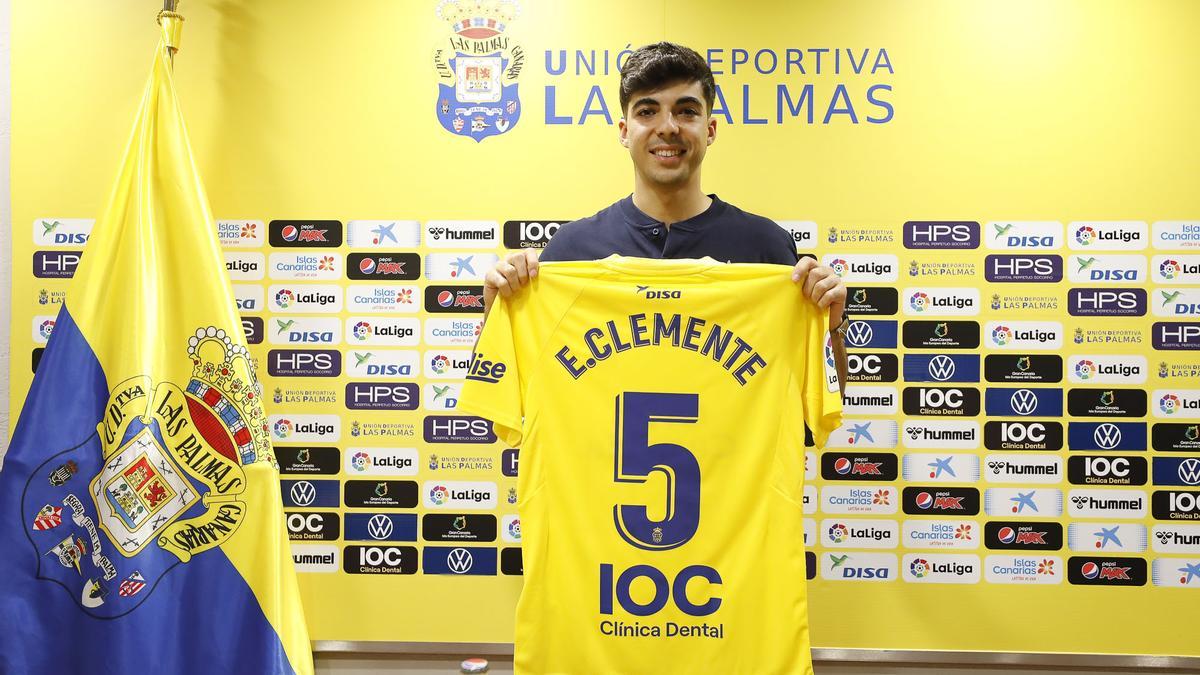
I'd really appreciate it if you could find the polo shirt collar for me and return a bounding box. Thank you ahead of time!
[619,194,727,233]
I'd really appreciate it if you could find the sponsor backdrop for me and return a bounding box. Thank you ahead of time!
[9,0,1200,659]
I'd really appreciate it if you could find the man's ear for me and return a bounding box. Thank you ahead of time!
[618,118,629,147]
[707,115,717,146]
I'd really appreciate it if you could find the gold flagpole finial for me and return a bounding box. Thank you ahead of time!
[157,0,184,62]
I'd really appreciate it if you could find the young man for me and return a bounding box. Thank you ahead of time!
[483,41,849,388]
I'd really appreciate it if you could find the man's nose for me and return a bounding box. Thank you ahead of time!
[656,112,680,135]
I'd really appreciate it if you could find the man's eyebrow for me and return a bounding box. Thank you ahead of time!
[630,97,660,109]
[673,96,703,108]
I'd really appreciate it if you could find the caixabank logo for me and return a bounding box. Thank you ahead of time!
[1066,523,1147,553]
[984,522,1063,551]
[984,354,1062,384]
[901,321,979,350]
[347,253,422,281]
[985,221,1063,250]
[503,220,564,248]
[268,220,342,248]
[983,420,1063,451]
[1067,557,1147,586]
[901,453,980,482]
[343,513,419,543]
[902,487,980,515]
[903,221,980,249]
[1150,558,1200,588]
[984,488,1063,517]
[820,452,898,481]
[902,387,981,417]
[983,255,1063,283]
[825,420,899,449]
[844,287,899,315]
[345,220,422,248]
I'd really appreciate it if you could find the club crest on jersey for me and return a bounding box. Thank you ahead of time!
[21,327,272,617]
[433,0,524,142]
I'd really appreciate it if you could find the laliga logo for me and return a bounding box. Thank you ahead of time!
[992,325,1012,346]
[909,558,930,578]
[273,419,293,438]
[430,354,451,374]
[39,319,55,340]
[828,523,849,543]
[430,484,449,505]
[351,451,369,471]
[1160,394,1181,415]
[1075,359,1096,380]
[829,258,849,276]
[353,321,371,341]
[508,518,522,540]
[1075,226,1096,246]
[275,289,295,309]
[909,292,930,312]
[1160,259,1182,280]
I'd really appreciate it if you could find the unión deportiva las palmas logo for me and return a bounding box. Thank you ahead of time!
[22,327,273,616]
[433,0,525,141]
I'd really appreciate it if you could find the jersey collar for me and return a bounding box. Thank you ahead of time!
[618,194,728,233]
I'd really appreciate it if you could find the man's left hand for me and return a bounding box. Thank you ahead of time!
[791,257,847,314]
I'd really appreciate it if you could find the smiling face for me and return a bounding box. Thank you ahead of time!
[619,79,717,192]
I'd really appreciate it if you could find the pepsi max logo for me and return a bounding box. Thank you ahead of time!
[902,487,980,515]
[984,521,1063,550]
[1068,557,1146,586]
[425,285,486,314]
[347,253,421,280]
[820,453,898,481]
[269,220,342,247]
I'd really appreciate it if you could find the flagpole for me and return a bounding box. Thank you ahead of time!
[158,0,183,66]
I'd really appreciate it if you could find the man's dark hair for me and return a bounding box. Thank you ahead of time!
[619,42,716,115]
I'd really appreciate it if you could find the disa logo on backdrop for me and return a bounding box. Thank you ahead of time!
[434,0,524,141]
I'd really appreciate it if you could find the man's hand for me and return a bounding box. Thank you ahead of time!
[791,257,847,314]
[483,249,540,319]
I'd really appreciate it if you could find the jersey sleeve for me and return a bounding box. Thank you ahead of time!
[456,296,525,447]
[799,305,844,448]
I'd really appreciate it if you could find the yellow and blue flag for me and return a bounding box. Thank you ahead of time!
[0,17,312,675]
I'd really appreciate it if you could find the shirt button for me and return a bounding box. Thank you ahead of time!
[651,228,660,236]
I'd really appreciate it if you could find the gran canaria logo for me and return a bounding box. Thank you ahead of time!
[23,327,272,616]
[434,0,525,141]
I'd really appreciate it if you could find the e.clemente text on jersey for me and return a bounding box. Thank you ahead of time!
[555,313,767,385]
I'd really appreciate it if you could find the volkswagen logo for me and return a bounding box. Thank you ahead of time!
[845,321,873,348]
[928,355,956,381]
[1093,423,1122,450]
[1179,458,1200,486]
[1010,389,1038,416]
[368,514,394,540]
[290,481,316,507]
[447,547,474,574]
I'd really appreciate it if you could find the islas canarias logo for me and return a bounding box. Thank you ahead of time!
[22,327,271,616]
[433,0,525,141]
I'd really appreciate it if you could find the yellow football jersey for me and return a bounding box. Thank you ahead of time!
[458,256,842,675]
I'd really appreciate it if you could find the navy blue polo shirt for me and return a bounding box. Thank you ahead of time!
[539,195,799,264]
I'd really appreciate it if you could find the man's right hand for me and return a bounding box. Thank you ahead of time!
[483,249,540,318]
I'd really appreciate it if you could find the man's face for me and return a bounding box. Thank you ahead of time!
[619,79,717,189]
